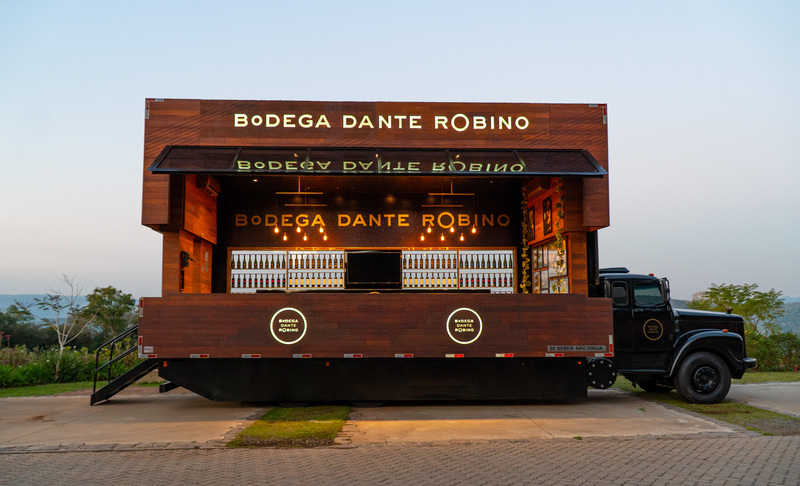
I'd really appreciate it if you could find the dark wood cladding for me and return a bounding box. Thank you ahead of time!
[139,293,613,359]
[143,100,609,228]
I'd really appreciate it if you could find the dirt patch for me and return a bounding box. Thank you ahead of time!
[748,418,800,436]
[230,436,335,448]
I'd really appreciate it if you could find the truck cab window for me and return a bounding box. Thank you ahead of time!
[611,282,628,306]
[633,282,665,306]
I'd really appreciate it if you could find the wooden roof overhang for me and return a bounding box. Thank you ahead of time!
[148,146,607,178]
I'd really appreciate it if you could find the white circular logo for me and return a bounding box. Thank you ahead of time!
[270,307,308,345]
[446,307,483,345]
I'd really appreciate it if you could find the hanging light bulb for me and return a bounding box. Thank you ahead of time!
[459,234,464,242]
[426,226,432,233]
[283,234,288,241]
[471,226,477,234]
[323,234,328,241]
[319,226,324,233]
[303,233,308,241]
[273,226,280,234]
[296,226,302,233]
[440,233,445,242]
[449,226,455,233]
[420,234,425,242]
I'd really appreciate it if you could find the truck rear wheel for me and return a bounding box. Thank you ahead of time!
[674,351,731,404]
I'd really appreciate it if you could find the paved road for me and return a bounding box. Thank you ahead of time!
[1,436,799,485]
[2,385,800,485]
[728,382,800,418]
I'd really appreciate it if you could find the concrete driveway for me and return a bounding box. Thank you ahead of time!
[7,383,800,451]
[0,388,263,450]
[727,382,800,418]
[345,388,733,445]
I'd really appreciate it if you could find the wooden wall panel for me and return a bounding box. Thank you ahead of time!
[139,293,613,359]
[183,175,217,244]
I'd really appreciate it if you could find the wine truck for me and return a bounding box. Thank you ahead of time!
[90,100,754,405]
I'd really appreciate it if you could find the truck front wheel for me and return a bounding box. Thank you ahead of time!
[674,351,731,404]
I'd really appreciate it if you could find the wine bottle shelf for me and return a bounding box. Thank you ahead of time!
[229,248,515,293]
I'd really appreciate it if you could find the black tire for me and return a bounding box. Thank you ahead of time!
[673,351,731,404]
[638,380,672,393]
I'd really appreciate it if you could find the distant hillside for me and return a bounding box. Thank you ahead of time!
[0,294,87,320]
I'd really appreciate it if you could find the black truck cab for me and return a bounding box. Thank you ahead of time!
[596,268,757,403]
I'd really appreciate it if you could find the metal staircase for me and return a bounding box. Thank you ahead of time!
[90,325,159,405]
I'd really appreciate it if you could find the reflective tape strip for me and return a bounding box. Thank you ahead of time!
[495,353,515,358]
[190,354,209,358]
[595,353,614,358]
[242,354,261,358]
[293,354,312,358]
[394,353,413,358]
[445,353,464,358]
[145,354,157,358]
[545,353,565,357]
[344,353,363,358]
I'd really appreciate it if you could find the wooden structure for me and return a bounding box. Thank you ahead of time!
[137,99,614,402]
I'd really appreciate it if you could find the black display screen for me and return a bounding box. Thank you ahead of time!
[345,250,402,289]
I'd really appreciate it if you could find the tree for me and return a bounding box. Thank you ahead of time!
[688,283,785,336]
[32,275,97,380]
[81,286,136,341]
[0,303,52,349]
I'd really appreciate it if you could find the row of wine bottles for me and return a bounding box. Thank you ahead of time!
[403,272,512,289]
[402,252,512,270]
[231,252,344,270]
[231,272,345,290]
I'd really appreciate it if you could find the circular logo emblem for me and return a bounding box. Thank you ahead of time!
[643,319,664,341]
[446,308,483,345]
[270,307,308,345]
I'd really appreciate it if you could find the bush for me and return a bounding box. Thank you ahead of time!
[747,331,800,371]
[0,346,96,387]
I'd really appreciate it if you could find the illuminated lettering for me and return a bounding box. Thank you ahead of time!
[397,214,409,226]
[451,113,469,132]
[409,115,421,129]
[316,115,331,128]
[473,116,486,129]
[437,212,455,228]
[281,214,292,227]
[352,214,366,226]
[234,114,248,127]
[458,214,471,226]
[298,114,313,128]
[422,214,434,227]
[283,114,296,127]
[498,214,510,226]
[311,214,324,227]
[297,214,309,227]
[515,116,529,129]
[383,214,395,226]
[434,116,448,129]
[237,160,251,170]
[358,115,374,129]
[432,162,447,171]
[251,215,261,225]
[251,115,263,126]
[265,114,280,127]
[393,115,407,128]
[369,214,381,226]
[343,161,356,171]
[379,115,392,128]
[338,214,351,226]
[235,214,247,226]
[342,115,357,128]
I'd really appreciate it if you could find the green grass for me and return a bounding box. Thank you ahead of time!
[0,379,162,398]
[614,374,800,435]
[0,381,96,397]
[733,371,800,384]
[228,405,351,448]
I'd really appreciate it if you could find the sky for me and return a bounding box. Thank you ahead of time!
[1,1,798,300]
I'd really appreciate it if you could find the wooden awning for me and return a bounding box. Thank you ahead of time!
[148,146,607,177]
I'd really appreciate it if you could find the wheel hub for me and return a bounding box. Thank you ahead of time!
[692,365,719,393]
